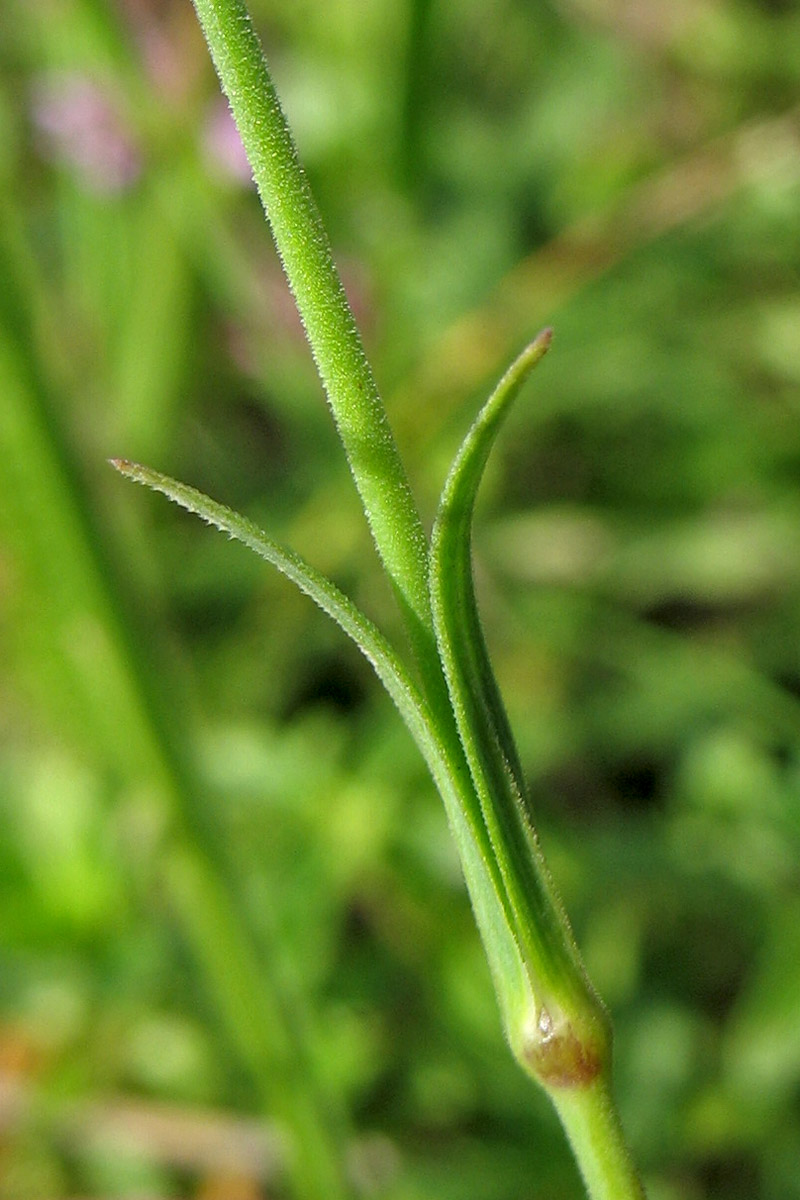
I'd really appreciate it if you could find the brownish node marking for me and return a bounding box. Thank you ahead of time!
[523,1009,604,1089]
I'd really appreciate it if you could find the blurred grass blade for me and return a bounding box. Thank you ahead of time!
[0,218,352,1198]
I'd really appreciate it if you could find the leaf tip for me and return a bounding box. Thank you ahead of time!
[109,458,149,486]
[530,326,553,356]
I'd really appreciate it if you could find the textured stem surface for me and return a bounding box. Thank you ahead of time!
[553,1078,647,1200]
[191,0,435,677]
[178,6,648,1197]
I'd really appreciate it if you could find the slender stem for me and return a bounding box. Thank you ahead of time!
[185,7,647,1198]
[398,0,435,188]
[190,0,437,682]
[550,1078,646,1200]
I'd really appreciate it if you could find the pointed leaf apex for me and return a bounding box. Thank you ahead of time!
[519,326,553,373]
[533,326,553,351]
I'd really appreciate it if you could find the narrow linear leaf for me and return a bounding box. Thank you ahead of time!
[433,332,552,801]
[429,332,610,1086]
[111,459,427,735]
[109,3,649,1191]
[110,458,528,1024]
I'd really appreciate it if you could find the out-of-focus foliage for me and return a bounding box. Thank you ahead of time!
[1,0,800,1197]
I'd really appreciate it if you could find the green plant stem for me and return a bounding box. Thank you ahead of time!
[190,0,438,690]
[113,398,647,1200]
[180,6,647,1197]
[552,1078,646,1200]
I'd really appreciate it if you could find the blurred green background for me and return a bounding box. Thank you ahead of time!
[2,1,800,1197]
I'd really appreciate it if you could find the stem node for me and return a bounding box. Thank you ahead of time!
[519,1003,610,1090]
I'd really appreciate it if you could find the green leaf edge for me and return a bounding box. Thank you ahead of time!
[108,460,513,937]
[110,459,432,741]
[429,331,610,1083]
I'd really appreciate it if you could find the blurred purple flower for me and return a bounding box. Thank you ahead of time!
[31,73,141,193]
[203,101,253,185]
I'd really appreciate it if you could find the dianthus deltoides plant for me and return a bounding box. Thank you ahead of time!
[113,2,646,1196]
